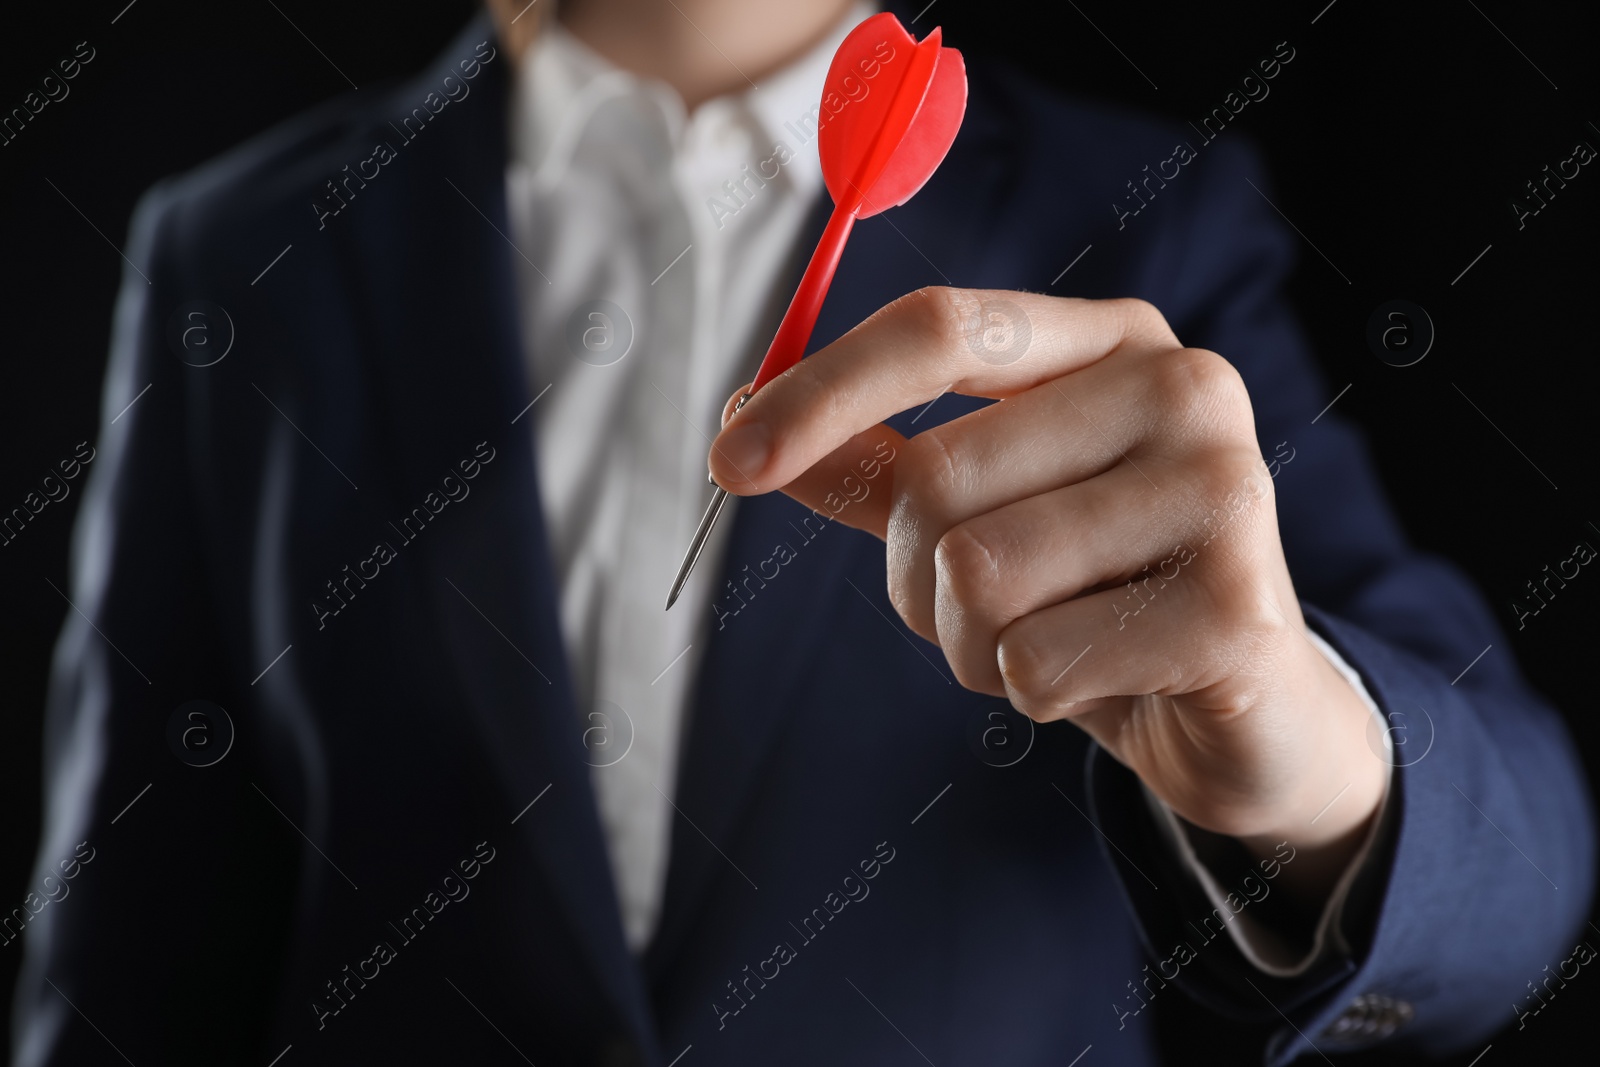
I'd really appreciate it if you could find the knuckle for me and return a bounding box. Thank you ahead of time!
[1148,348,1200,413]
[1113,297,1178,346]
[1113,295,1160,322]
[896,285,976,352]
[1205,580,1289,671]
[934,521,1003,616]
[1237,608,1287,656]
[1187,348,1251,418]
[883,561,917,632]
[882,532,922,631]
[1197,541,1273,622]
[1198,349,1252,420]
[900,428,966,518]
[1151,347,1249,424]
[995,627,1059,711]
[885,431,968,640]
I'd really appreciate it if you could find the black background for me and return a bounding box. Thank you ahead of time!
[1,1,1594,1062]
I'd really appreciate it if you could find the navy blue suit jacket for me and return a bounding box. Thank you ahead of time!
[13,13,1594,1067]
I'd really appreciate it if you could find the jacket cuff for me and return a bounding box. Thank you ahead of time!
[1090,600,1595,1064]
[1141,627,1396,977]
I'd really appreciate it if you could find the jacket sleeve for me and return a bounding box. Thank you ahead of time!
[9,184,297,1067]
[1084,136,1596,1064]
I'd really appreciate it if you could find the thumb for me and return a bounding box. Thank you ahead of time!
[711,388,904,541]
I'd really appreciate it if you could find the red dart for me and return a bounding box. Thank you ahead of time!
[667,12,968,609]
[751,11,968,391]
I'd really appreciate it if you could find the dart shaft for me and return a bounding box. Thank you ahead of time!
[668,387,764,608]
[667,138,868,609]
[750,203,857,393]
[666,486,732,610]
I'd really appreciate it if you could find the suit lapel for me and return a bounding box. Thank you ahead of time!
[646,70,1017,979]
[328,17,654,1047]
[327,3,1021,1007]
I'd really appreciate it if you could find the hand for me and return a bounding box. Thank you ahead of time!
[708,288,1385,899]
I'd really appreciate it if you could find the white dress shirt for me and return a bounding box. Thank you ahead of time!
[504,7,1390,962]
[506,5,871,950]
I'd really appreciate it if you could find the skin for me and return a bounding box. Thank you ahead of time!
[711,292,1386,904]
[485,0,1386,908]
[488,0,858,111]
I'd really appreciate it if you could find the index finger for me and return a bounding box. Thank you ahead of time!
[708,288,1179,494]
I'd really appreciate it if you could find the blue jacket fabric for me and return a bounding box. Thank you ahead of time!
[12,13,1593,1067]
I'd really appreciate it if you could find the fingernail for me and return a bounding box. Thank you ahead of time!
[714,420,770,485]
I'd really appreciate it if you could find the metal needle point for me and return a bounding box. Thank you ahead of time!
[665,394,751,610]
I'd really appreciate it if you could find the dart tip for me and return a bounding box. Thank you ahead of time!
[667,484,732,612]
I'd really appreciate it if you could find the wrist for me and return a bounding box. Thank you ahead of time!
[1241,637,1388,900]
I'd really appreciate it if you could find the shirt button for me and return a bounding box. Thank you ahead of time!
[1320,993,1414,1042]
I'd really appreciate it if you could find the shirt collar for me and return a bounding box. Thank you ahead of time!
[510,1,878,194]
[510,20,678,184]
